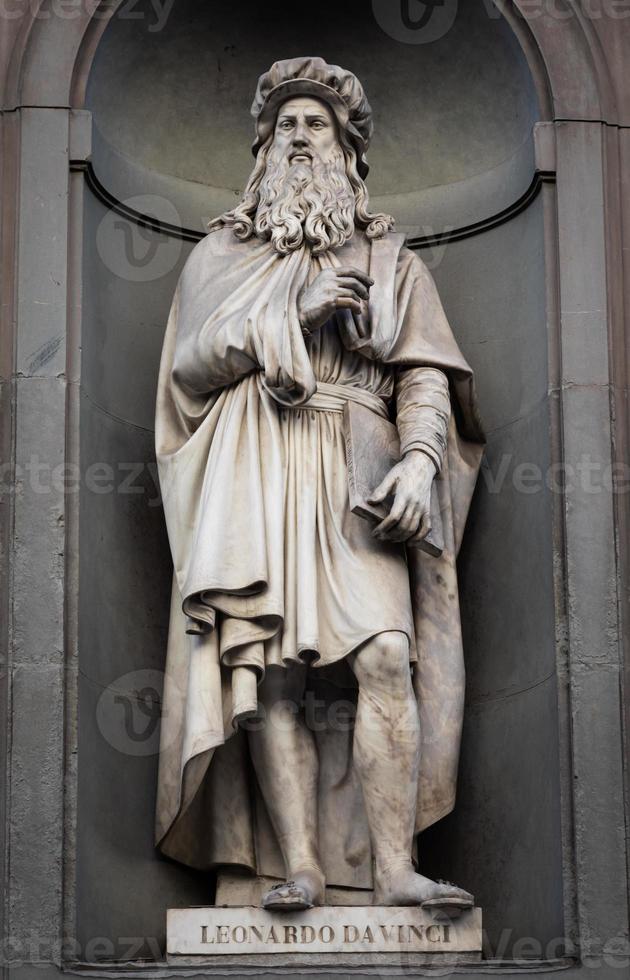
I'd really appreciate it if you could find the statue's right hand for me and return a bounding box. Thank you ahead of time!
[297,267,373,334]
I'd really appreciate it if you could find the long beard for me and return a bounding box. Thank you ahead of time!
[254,145,356,255]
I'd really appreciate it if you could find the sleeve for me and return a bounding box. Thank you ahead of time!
[395,366,451,473]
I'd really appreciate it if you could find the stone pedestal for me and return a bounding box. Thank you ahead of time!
[166,905,482,968]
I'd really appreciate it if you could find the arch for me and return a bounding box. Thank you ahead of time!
[2,0,610,126]
[510,0,616,121]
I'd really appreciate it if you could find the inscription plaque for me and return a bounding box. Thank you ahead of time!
[167,906,482,958]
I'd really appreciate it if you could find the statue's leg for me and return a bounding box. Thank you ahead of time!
[247,663,325,911]
[350,632,474,912]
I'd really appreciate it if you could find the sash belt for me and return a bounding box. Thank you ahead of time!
[298,381,389,420]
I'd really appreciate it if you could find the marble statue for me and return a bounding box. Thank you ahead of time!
[154,57,484,914]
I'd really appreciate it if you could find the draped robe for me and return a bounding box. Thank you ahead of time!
[154,226,484,889]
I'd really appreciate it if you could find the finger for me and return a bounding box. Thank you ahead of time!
[335,276,370,299]
[335,265,373,280]
[334,297,362,314]
[335,277,370,300]
[415,511,432,540]
[336,291,369,311]
[335,267,374,287]
[396,503,422,538]
[373,496,407,536]
[368,472,397,504]
[376,502,419,541]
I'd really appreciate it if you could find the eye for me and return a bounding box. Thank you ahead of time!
[278,120,293,131]
[310,120,325,130]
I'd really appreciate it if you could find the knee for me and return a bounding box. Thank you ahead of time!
[353,632,411,692]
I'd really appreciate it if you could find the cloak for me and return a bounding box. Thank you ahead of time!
[154,227,484,887]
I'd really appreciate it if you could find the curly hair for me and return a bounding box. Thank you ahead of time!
[208,131,394,246]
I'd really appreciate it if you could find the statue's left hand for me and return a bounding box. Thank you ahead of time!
[368,451,436,543]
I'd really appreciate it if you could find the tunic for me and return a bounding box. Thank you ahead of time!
[216,315,450,676]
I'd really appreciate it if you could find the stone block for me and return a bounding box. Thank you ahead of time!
[167,904,482,967]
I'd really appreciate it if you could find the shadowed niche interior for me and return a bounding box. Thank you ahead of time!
[75,0,563,962]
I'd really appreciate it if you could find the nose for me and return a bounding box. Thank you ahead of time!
[291,119,310,147]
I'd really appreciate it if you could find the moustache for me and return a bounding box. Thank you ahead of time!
[288,148,313,164]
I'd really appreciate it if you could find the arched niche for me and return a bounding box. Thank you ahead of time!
[72,0,562,960]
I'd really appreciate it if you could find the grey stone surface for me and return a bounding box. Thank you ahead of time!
[80,190,189,431]
[432,196,548,435]
[12,377,66,668]
[424,670,564,952]
[517,5,605,123]
[569,665,628,956]
[9,662,64,958]
[459,397,556,701]
[5,108,72,961]
[16,109,69,380]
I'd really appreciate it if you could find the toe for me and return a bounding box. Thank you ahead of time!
[262,885,312,911]
[261,877,321,912]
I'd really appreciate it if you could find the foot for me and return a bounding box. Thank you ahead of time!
[261,868,326,912]
[374,865,473,917]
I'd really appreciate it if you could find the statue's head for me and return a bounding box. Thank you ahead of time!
[266,96,340,171]
[209,57,394,254]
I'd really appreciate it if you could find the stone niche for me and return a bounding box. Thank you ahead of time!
[76,0,562,964]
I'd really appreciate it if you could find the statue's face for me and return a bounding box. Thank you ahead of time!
[272,97,339,166]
